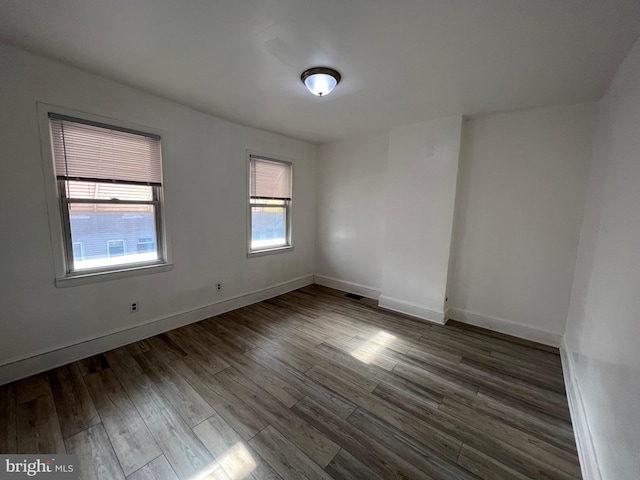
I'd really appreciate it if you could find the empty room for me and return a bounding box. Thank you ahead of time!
[0,1,639,479]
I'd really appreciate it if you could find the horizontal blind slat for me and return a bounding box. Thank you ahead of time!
[50,117,162,185]
[249,156,291,200]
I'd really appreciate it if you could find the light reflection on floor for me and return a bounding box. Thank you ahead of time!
[189,442,257,480]
[350,331,397,364]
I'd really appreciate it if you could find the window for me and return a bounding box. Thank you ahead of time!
[137,237,155,253]
[48,113,166,276]
[248,155,292,254]
[72,242,85,261]
[107,239,126,257]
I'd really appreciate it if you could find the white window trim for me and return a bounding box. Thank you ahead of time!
[246,150,294,257]
[37,103,173,287]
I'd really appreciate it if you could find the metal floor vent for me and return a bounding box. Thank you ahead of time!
[345,293,364,300]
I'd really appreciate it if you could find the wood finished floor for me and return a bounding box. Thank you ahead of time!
[0,285,581,479]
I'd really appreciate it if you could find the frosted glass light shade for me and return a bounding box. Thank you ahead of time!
[304,73,337,96]
[301,67,341,96]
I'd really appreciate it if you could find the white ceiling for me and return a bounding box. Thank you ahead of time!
[1,1,639,143]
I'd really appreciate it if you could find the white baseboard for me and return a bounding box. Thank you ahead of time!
[0,275,313,385]
[560,337,601,480]
[313,274,381,300]
[377,295,446,324]
[448,307,562,347]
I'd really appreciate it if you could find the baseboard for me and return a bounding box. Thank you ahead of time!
[448,307,562,347]
[0,275,313,385]
[377,295,446,324]
[313,274,381,300]
[560,337,602,480]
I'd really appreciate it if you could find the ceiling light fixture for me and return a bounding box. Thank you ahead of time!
[301,67,341,97]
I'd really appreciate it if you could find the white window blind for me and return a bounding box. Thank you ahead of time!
[250,156,292,200]
[50,114,162,186]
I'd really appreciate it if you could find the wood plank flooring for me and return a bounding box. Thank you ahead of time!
[0,284,581,479]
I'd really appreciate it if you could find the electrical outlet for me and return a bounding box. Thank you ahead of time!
[130,302,138,313]
[216,282,222,292]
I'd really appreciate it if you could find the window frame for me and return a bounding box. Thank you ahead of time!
[246,152,294,257]
[38,103,173,287]
[58,178,164,273]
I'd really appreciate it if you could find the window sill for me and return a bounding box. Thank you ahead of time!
[247,245,294,258]
[55,262,173,288]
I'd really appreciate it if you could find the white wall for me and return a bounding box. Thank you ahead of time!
[314,133,389,297]
[448,104,597,344]
[380,116,463,322]
[0,43,317,382]
[449,104,596,345]
[314,117,464,322]
[315,106,596,338]
[564,37,640,480]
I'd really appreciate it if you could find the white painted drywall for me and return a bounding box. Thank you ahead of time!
[314,105,597,340]
[1,1,637,143]
[379,116,463,322]
[314,134,389,296]
[0,43,316,371]
[448,104,597,339]
[564,36,640,479]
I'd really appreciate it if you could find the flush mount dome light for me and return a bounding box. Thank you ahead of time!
[301,67,341,96]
